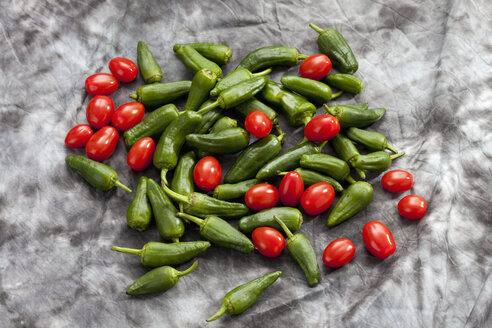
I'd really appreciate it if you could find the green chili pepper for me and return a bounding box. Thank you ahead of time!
[171,151,196,212]
[137,41,163,84]
[146,179,184,242]
[280,76,342,104]
[126,176,152,231]
[350,151,405,172]
[327,181,373,227]
[324,74,363,94]
[345,127,401,153]
[177,212,254,254]
[324,104,386,128]
[126,261,197,296]
[279,168,344,192]
[112,241,211,267]
[186,128,250,154]
[195,100,224,134]
[184,69,217,112]
[210,68,272,97]
[309,23,358,74]
[65,155,131,193]
[300,154,356,184]
[234,97,279,125]
[129,81,192,109]
[213,179,262,201]
[173,43,232,66]
[236,46,308,72]
[123,104,179,148]
[206,270,282,322]
[274,216,320,287]
[174,45,222,78]
[197,116,238,158]
[330,133,365,179]
[238,207,303,233]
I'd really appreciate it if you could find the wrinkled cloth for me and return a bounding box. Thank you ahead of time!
[0,0,491,327]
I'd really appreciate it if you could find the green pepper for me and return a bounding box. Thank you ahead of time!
[146,179,184,242]
[324,74,363,94]
[112,241,211,267]
[206,270,282,322]
[210,68,272,97]
[236,46,308,72]
[300,154,356,184]
[195,100,224,134]
[350,151,405,172]
[234,97,279,125]
[137,41,163,84]
[279,168,344,192]
[129,81,192,109]
[213,179,262,201]
[126,261,197,296]
[65,155,131,193]
[197,116,238,158]
[173,43,232,66]
[274,216,320,287]
[309,23,358,74]
[174,45,222,78]
[330,133,365,179]
[123,104,179,148]
[345,127,401,153]
[280,76,342,104]
[183,69,217,112]
[238,207,303,233]
[177,212,254,254]
[327,181,373,227]
[324,104,386,128]
[126,176,152,231]
[186,127,250,155]
[171,151,196,212]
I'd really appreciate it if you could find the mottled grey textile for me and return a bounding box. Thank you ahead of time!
[0,0,491,327]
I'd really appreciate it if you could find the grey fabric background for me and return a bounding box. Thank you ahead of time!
[0,0,491,327]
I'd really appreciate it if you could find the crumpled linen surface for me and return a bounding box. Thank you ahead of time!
[0,0,491,327]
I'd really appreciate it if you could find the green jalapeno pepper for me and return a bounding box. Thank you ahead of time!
[137,41,163,84]
[233,97,279,125]
[174,45,222,78]
[274,216,320,287]
[280,76,342,104]
[330,133,365,179]
[309,23,358,74]
[195,100,224,134]
[65,155,131,193]
[324,74,363,94]
[126,176,152,231]
[186,128,250,154]
[279,168,344,192]
[129,81,192,109]
[210,68,272,97]
[238,207,303,233]
[173,43,232,66]
[206,270,282,322]
[177,212,254,254]
[171,151,196,212]
[184,69,217,112]
[345,127,401,153]
[236,46,308,72]
[324,104,386,128]
[112,241,211,267]
[300,154,356,184]
[126,261,197,296]
[327,181,373,227]
[350,151,405,172]
[197,116,239,158]
[213,179,262,201]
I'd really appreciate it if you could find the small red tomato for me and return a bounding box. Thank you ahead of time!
[193,156,222,191]
[86,95,115,129]
[65,124,93,148]
[322,238,356,268]
[109,57,138,83]
[85,73,118,96]
[279,171,304,206]
[300,182,335,216]
[112,102,145,131]
[127,137,155,171]
[363,221,396,259]
[304,114,340,142]
[245,183,279,211]
[85,126,119,162]
[398,195,427,220]
[245,110,272,138]
[252,227,286,258]
[299,54,332,80]
[381,170,413,193]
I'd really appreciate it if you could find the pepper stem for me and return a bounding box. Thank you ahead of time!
[111,246,142,256]
[177,260,198,277]
[274,216,294,239]
[197,100,220,115]
[252,67,272,77]
[319,141,328,151]
[177,212,205,228]
[346,176,357,184]
[324,104,337,116]
[355,168,366,179]
[206,304,227,322]
[390,151,405,160]
[114,180,132,193]
[129,93,138,100]
[172,238,180,243]
[385,143,399,154]
[277,132,285,144]
[331,91,343,100]
[309,23,325,34]
[300,136,309,145]
[298,54,309,60]
[278,172,288,176]
[161,169,169,187]
[161,184,191,204]
[301,116,311,127]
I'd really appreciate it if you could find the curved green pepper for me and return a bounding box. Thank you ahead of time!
[350,151,405,172]
[238,207,303,233]
[210,68,271,96]
[345,127,401,153]
[330,133,365,179]
[129,81,192,109]
[280,75,342,104]
[234,97,279,125]
[195,100,224,134]
[213,179,262,201]
[300,154,356,184]
[173,43,232,66]
[126,176,152,231]
[324,74,363,94]
[174,45,222,78]
[236,46,308,72]
[197,116,238,158]
[327,181,373,227]
[184,69,217,112]
[171,151,196,212]
[325,104,386,128]
[279,168,344,192]
[186,128,249,154]
[137,41,163,84]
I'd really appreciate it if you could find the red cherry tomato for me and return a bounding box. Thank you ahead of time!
[244,110,272,138]
[381,170,413,193]
[245,183,279,211]
[304,114,340,142]
[299,54,332,80]
[322,238,356,268]
[112,102,145,131]
[127,137,155,171]
[398,195,427,220]
[279,171,304,206]
[108,57,138,83]
[252,227,285,258]
[363,221,396,259]
[85,73,118,96]
[193,156,222,191]
[65,124,93,148]
[300,182,335,216]
[85,126,119,162]
[86,95,115,129]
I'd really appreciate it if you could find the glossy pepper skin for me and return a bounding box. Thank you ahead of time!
[123,104,179,148]
[184,69,217,112]
[345,127,400,153]
[174,45,223,78]
[325,104,386,128]
[309,23,358,74]
[130,81,192,109]
[327,181,373,227]
[195,100,224,134]
[177,212,254,254]
[281,168,344,192]
[171,151,196,212]
[281,75,340,104]
[238,207,303,233]
[173,43,232,66]
[112,241,211,267]
[234,97,279,125]
[274,217,320,287]
[127,176,152,231]
[350,151,405,172]
[236,46,308,72]
[65,155,131,193]
[210,68,272,97]
[197,116,238,158]
[186,128,250,154]
[324,74,363,94]
[137,41,163,84]
[126,261,197,296]
[206,270,282,322]
[213,179,262,201]
[300,154,356,184]
[330,133,365,179]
